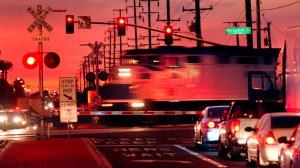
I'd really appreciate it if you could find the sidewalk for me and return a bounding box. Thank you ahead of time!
[0,138,112,168]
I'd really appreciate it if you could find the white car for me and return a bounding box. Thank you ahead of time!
[194,105,229,150]
[278,124,300,168]
[245,112,300,167]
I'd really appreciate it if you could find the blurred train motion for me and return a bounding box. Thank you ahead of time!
[99,46,280,113]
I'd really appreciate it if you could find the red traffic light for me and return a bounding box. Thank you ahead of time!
[164,26,173,34]
[164,26,173,45]
[22,52,39,69]
[117,17,126,36]
[66,15,74,34]
[44,52,60,69]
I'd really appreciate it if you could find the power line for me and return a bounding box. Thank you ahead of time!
[261,0,300,11]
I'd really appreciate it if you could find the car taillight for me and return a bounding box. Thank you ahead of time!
[232,120,240,133]
[207,121,215,128]
[265,132,276,145]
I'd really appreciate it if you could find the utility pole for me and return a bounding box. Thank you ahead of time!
[183,0,212,47]
[245,0,253,48]
[157,0,180,46]
[140,0,159,49]
[126,0,143,49]
[256,0,261,49]
[262,21,272,48]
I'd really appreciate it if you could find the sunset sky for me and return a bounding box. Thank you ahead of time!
[0,0,299,93]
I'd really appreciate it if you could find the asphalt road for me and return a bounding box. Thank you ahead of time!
[0,124,249,168]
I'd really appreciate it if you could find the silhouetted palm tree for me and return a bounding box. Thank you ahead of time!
[0,59,13,81]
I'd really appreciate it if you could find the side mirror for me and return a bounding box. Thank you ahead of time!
[278,136,288,144]
[245,127,255,132]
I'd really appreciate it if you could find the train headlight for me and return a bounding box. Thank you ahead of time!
[131,102,144,108]
[0,116,6,123]
[13,116,22,123]
[118,68,131,77]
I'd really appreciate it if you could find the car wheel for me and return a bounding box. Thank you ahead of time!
[194,138,200,149]
[246,147,255,167]
[218,138,227,158]
[200,133,209,151]
[256,148,267,168]
[227,140,240,159]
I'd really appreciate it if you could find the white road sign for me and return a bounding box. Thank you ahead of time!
[27,6,53,32]
[60,102,78,123]
[59,77,77,102]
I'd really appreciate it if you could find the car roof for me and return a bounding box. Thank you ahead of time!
[206,105,230,109]
[266,112,300,117]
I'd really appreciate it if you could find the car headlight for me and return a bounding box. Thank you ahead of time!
[0,116,6,122]
[13,116,22,123]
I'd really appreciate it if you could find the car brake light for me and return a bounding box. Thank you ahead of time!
[207,121,215,128]
[265,132,276,145]
[232,120,240,133]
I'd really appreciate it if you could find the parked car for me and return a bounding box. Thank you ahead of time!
[278,124,300,168]
[194,105,229,150]
[218,100,286,159]
[245,113,300,167]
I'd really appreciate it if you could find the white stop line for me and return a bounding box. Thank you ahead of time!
[174,145,227,168]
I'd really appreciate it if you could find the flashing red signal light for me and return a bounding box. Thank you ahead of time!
[66,15,74,34]
[164,25,173,45]
[44,52,60,69]
[22,52,39,69]
[117,17,126,36]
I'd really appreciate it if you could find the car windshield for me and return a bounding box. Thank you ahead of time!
[231,101,285,118]
[207,107,228,118]
[271,116,300,128]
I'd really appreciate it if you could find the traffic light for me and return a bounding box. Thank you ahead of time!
[44,52,60,69]
[117,17,126,36]
[22,52,39,69]
[164,25,173,45]
[66,15,74,34]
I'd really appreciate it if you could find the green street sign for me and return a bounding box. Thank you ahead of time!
[226,27,252,35]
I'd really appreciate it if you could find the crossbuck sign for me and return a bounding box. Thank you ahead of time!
[27,6,53,32]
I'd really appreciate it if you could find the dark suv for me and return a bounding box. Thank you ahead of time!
[218,100,285,159]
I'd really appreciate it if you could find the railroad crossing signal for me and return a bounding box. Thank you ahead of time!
[117,17,126,36]
[66,15,74,34]
[44,52,60,69]
[22,52,39,69]
[164,25,173,45]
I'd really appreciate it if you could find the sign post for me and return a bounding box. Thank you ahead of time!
[59,77,77,138]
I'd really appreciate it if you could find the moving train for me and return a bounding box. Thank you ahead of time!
[99,45,280,112]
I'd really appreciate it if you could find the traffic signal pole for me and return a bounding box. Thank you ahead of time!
[81,21,224,46]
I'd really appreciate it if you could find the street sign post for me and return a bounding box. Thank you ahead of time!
[226,27,252,35]
[59,77,77,138]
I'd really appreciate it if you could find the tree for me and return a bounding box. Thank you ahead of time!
[0,59,13,81]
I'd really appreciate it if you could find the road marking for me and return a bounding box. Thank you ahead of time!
[95,144,175,147]
[174,145,227,168]
[132,160,192,164]
[85,138,113,168]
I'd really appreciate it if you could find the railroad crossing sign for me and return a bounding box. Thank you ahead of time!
[27,6,53,32]
[86,43,104,58]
